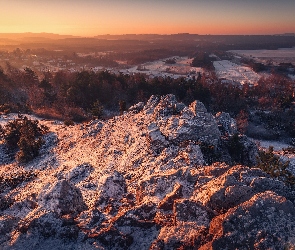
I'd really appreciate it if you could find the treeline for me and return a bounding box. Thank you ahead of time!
[0,65,295,137]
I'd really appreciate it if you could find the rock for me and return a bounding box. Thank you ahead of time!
[119,202,158,222]
[202,163,231,177]
[250,177,295,203]
[194,165,275,213]
[95,171,127,212]
[136,168,194,204]
[91,226,134,250]
[189,100,208,114]
[128,102,144,113]
[238,135,259,166]
[175,142,204,167]
[153,223,208,250]
[215,112,237,136]
[152,94,178,118]
[38,179,87,215]
[0,215,19,244]
[29,212,78,239]
[2,95,295,249]
[0,194,14,211]
[112,203,160,249]
[146,122,169,154]
[12,211,81,250]
[157,100,221,146]
[173,199,212,226]
[66,163,94,184]
[206,191,295,249]
[76,208,106,230]
[158,183,183,211]
[153,199,213,249]
[174,102,186,114]
[143,95,161,114]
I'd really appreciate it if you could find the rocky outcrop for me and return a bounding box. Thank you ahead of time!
[215,112,237,136]
[0,95,294,249]
[95,171,127,213]
[154,96,221,146]
[204,191,295,249]
[38,179,87,216]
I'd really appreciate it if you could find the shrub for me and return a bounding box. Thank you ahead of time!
[64,119,75,126]
[227,133,244,164]
[256,146,295,186]
[66,107,87,122]
[119,100,126,115]
[90,100,104,119]
[0,103,11,114]
[0,115,48,163]
[198,142,221,165]
[283,146,295,155]
[0,169,37,190]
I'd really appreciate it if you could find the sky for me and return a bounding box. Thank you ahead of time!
[0,0,295,36]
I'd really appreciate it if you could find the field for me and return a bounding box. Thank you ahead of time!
[230,48,295,65]
[118,56,202,79]
[213,60,260,85]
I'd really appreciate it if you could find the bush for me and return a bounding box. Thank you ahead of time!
[283,146,295,155]
[227,133,244,164]
[198,142,221,165]
[64,119,75,126]
[90,100,104,119]
[256,146,295,186]
[0,168,38,190]
[0,115,48,163]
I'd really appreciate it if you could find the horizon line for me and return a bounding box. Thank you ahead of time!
[0,32,295,38]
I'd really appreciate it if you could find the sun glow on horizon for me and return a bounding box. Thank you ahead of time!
[0,0,295,37]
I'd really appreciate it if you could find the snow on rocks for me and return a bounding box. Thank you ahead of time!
[215,112,238,136]
[0,95,295,249]
[95,171,127,213]
[205,191,295,249]
[38,179,87,216]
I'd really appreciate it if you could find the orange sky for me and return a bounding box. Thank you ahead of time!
[1,0,295,36]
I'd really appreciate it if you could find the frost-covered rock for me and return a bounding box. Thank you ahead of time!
[128,102,144,113]
[95,171,127,212]
[238,134,259,166]
[38,180,87,215]
[194,165,295,214]
[76,208,106,229]
[156,98,221,146]
[204,191,295,249]
[0,215,19,244]
[136,168,195,204]
[65,163,94,184]
[215,112,237,136]
[1,95,294,249]
[152,220,209,250]
[158,183,183,211]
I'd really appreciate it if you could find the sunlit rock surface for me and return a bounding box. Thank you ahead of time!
[0,95,294,249]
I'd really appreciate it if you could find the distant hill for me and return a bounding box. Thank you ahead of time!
[0,32,80,42]
[275,33,295,37]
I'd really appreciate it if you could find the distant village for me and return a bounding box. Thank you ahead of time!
[1,47,295,86]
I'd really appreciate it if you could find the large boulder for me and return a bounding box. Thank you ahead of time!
[95,171,127,213]
[215,112,238,136]
[194,165,278,213]
[136,167,195,204]
[156,98,221,146]
[204,191,295,249]
[38,179,87,215]
[151,199,212,250]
